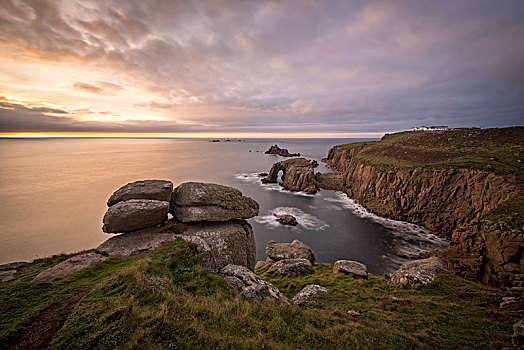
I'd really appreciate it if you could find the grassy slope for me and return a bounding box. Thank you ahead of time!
[334,127,524,228]
[1,240,521,349]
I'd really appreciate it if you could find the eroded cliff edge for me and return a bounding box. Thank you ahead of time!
[323,127,523,287]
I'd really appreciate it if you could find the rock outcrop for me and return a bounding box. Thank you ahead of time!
[438,221,524,287]
[291,284,328,305]
[103,199,169,233]
[262,158,317,194]
[33,252,108,282]
[269,258,313,275]
[98,219,256,272]
[265,144,300,157]
[276,214,298,226]
[170,182,259,223]
[107,180,173,206]
[219,264,289,305]
[333,260,368,279]
[266,240,315,263]
[390,257,444,289]
[324,142,522,287]
[513,318,524,347]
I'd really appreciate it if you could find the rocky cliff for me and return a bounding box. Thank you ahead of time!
[323,127,523,287]
[262,158,318,194]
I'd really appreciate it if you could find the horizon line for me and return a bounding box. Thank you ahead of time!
[0,131,387,139]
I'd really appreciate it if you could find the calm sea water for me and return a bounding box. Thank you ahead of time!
[0,138,447,273]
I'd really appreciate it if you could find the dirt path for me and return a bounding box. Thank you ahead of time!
[7,286,92,350]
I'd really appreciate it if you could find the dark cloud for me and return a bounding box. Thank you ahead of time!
[0,0,523,133]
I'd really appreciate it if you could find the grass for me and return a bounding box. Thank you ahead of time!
[1,240,522,349]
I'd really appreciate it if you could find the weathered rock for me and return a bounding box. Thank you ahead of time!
[170,182,259,222]
[347,310,362,317]
[255,257,276,270]
[315,172,345,192]
[310,160,319,167]
[265,144,300,157]
[269,258,313,275]
[513,318,524,347]
[102,199,169,233]
[439,222,524,288]
[219,264,289,305]
[0,270,17,283]
[107,180,173,206]
[291,284,328,305]
[333,260,368,279]
[276,214,298,226]
[262,158,317,194]
[98,219,256,272]
[390,257,445,288]
[32,252,108,282]
[266,240,315,263]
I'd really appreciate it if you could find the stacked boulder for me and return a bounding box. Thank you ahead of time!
[99,180,259,273]
[257,240,316,275]
[103,180,173,233]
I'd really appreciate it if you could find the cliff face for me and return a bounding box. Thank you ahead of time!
[324,143,522,287]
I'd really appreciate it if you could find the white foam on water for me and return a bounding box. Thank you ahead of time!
[324,192,448,266]
[234,172,316,197]
[255,206,330,232]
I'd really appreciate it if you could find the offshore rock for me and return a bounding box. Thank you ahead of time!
[98,219,256,272]
[262,158,317,194]
[269,258,313,275]
[265,144,300,157]
[276,214,298,226]
[107,180,173,206]
[170,182,259,222]
[333,260,368,279]
[219,264,289,305]
[390,257,445,289]
[32,252,108,282]
[102,199,169,233]
[266,240,315,263]
[291,284,328,305]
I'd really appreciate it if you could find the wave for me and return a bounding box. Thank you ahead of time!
[234,172,316,197]
[324,192,448,269]
[254,206,330,232]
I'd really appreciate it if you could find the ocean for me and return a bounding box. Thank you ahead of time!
[0,138,447,273]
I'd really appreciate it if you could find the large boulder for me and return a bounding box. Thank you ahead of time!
[219,264,289,305]
[333,260,368,279]
[390,256,445,288]
[107,180,173,206]
[266,239,315,263]
[98,219,256,272]
[276,214,298,226]
[269,258,313,275]
[102,199,169,233]
[262,158,317,194]
[291,284,328,305]
[33,252,108,282]
[170,182,259,222]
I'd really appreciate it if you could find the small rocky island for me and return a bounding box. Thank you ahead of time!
[265,144,300,157]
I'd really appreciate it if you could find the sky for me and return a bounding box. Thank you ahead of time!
[0,0,523,138]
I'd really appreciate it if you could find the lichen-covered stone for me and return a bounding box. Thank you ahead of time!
[107,180,173,206]
[220,264,289,305]
[32,252,107,282]
[333,260,368,279]
[266,240,315,263]
[170,182,259,222]
[390,257,444,288]
[98,219,256,272]
[102,199,169,233]
[291,284,328,305]
[269,258,313,275]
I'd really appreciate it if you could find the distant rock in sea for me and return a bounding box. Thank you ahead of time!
[264,144,300,157]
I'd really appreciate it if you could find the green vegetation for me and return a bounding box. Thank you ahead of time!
[1,240,521,349]
[335,127,524,228]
